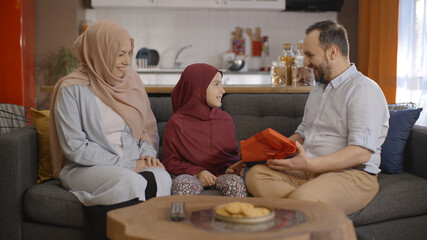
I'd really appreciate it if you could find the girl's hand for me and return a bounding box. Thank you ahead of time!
[135,156,165,173]
[225,161,247,176]
[195,170,217,187]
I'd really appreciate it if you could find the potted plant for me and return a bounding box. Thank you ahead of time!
[36,46,80,109]
[44,46,80,85]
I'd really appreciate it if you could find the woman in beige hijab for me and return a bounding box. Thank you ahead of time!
[50,19,171,239]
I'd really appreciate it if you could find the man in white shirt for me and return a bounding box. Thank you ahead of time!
[245,20,389,215]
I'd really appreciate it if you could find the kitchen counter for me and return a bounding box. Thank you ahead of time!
[41,70,313,94]
[137,68,269,75]
[137,69,312,93]
[41,85,312,94]
[139,69,276,86]
[145,85,312,94]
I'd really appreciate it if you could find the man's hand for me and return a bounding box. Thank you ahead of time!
[225,161,247,176]
[266,141,312,172]
[195,170,217,187]
[134,156,165,173]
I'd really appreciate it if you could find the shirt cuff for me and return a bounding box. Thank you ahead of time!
[140,141,158,158]
[348,130,377,152]
[295,128,305,139]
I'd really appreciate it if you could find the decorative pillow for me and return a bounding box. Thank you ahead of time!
[380,108,422,173]
[30,108,53,183]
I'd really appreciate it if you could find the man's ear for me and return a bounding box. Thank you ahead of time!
[327,45,340,61]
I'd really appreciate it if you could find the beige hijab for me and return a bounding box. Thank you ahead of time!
[49,19,158,178]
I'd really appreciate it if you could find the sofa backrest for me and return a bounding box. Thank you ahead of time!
[149,97,173,146]
[222,94,308,144]
[149,93,309,148]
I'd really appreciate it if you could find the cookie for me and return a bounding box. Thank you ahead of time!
[215,206,231,217]
[225,202,253,215]
[243,207,270,218]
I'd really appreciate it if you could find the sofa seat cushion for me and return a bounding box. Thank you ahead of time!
[24,180,85,228]
[200,189,223,196]
[349,172,427,226]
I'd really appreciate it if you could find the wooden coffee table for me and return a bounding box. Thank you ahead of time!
[107,195,356,240]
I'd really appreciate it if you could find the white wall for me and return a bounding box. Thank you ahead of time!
[90,8,337,69]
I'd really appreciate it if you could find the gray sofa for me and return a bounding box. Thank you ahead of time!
[1,93,426,240]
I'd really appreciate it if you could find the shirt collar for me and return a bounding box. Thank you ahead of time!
[329,63,357,89]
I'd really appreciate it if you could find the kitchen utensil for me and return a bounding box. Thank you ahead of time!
[136,48,159,67]
[255,27,261,41]
[246,28,254,41]
[252,41,262,56]
[232,39,245,55]
[149,49,159,66]
[235,27,243,40]
[136,48,151,68]
[227,59,245,71]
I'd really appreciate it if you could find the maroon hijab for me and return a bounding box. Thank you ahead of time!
[162,63,240,176]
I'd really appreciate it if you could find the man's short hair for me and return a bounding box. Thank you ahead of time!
[305,20,349,57]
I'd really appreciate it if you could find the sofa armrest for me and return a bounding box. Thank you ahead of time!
[0,125,39,240]
[404,125,427,180]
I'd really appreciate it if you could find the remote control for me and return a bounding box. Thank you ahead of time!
[170,202,186,221]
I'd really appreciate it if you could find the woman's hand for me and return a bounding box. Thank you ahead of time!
[225,161,247,176]
[134,156,165,173]
[195,170,217,187]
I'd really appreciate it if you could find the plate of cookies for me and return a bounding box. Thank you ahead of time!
[214,202,275,224]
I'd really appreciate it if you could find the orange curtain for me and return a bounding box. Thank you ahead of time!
[0,0,35,107]
[358,0,399,104]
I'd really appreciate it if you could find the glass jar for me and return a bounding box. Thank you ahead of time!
[271,61,287,86]
[291,43,315,86]
[280,43,295,85]
[292,64,315,86]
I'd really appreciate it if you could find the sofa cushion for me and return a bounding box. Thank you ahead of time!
[24,180,85,228]
[222,94,308,142]
[149,97,173,146]
[380,108,422,173]
[349,172,427,226]
[30,108,54,183]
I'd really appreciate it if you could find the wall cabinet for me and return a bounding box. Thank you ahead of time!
[157,0,221,8]
[91,0,156,7]
[92,0,286,10]
[223,0,286,9]
[158,0,285,9]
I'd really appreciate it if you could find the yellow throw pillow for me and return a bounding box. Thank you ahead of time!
[30,108,53,183]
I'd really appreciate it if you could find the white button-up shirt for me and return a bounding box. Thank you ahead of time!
[295,64,389,174]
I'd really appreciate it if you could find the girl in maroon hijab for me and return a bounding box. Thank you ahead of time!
[162,63,247,197]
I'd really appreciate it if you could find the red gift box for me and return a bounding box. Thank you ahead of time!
[240,128,297,162]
